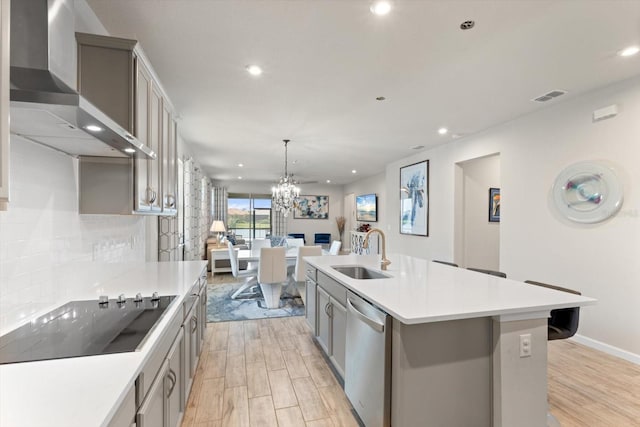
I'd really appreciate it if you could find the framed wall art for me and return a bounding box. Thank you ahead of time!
[489,187,500,222]
[294,195,329,219]
[400,160,429,236]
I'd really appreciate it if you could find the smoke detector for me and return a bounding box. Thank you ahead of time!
[460,20,475,30]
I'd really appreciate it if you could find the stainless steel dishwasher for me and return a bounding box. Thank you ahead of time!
[345,291,391,427]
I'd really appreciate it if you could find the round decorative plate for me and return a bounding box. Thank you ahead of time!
[552,161,624,223]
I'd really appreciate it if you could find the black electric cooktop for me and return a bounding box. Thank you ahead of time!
[0,295,176,365]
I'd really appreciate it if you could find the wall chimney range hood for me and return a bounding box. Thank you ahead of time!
[9,0,155,159]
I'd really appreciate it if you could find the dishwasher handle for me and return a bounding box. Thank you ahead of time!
[347,298,385,333]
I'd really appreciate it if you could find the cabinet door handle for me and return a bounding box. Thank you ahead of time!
[166,369,177,398]
[324,302,332,317]
[191,315,198,333]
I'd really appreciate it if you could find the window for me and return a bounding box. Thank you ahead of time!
[227,194,272,242]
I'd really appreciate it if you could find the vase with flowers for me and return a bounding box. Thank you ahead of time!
[335,216,346,245]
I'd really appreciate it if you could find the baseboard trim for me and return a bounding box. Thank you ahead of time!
[571,334,640,365]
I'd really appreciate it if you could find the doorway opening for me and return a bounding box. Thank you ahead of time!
[454,153,501,270]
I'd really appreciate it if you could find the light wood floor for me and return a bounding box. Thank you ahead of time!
[548,340,640,426]
[181,316,359,427]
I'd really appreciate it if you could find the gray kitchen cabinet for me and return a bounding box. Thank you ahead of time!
[134,58,152,212]
[182,287,201,400]
[0,0,9,211]
[330,298,347,377]
[137,359,168,427]
[315,272,348,379]
[317,286,331,355]
[136,327,183,427]
[166,328,183,427]
[148,84,162,212]
[161,102,177,215]
[198,277,207,343]
[75,32,177,215]
[305,277,317,335]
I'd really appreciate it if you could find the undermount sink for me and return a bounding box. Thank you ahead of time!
[332,266,391,280]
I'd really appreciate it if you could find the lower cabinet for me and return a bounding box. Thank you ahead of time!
[137,328,184,427]
[316,281,347,378]
[317,286,331,355]
[166,328,183,427]
[137,360,169,427]
[329,299,347,376]
[305,277,317,334]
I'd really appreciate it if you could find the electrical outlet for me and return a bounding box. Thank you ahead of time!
[520,334,532,357]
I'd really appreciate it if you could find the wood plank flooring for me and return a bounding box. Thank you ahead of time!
[181,317,359,427]
[548,340,640,426]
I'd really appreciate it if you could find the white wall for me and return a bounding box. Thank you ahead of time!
[385,76,640,360]
[344,172,386,230]
[221,180,345,244]
[458,154,501,269]
[0,138,146,334]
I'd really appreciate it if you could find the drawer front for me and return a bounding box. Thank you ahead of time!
[136,308,182,407]
[305,265,317,281]
[317,271,346,306]
[182,282,199,317]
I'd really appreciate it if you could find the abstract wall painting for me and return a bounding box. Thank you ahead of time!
[294,195,329,219]
[400,160,429,236]
[489,188,501,222]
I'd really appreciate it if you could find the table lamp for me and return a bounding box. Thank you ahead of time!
[210,220,226,248]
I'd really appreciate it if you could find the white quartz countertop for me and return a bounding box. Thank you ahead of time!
[305,254,596,324]
[0,261,207,427]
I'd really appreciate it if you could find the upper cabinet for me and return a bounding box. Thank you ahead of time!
[76,33,177,216]
[0,0,10,211]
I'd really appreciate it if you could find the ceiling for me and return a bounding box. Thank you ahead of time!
[86,0,640,185]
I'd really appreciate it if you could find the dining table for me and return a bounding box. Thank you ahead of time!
[236,246,300,262]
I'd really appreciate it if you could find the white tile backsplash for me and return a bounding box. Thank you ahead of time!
[0,137,146,334]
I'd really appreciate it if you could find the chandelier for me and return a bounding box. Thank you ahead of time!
[272,139,300,217]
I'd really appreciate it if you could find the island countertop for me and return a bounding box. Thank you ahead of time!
[0,261,207,427]
[305,253,596,324]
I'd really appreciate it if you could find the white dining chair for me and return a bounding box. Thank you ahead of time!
[286,238,305,248]
[229,241,259,299]
[292,245,322,304]
[258,247,287,309]
[328,240,342,255]
[251,239,271,250]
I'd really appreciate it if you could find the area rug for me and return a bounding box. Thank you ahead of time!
[207,274,305,322]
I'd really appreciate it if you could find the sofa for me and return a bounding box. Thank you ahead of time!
[206,235,248,272]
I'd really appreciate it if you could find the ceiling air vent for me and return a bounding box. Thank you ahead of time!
[532,90,567,103]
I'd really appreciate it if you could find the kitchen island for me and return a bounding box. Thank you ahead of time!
[305,253,596,427]
[0,261,207,427]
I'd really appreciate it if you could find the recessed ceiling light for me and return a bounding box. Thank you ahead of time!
[85,125,103,132]
[238,176,243,180]
[438,127,448,135]
[326,179,331,184]
[238,163,244,167]
[246,65,262,76]
[352,169,357,174]
[370,1,392,16]
[619,46,639,57]
[123,148,136,153]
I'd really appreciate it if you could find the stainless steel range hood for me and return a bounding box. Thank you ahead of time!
[9,0,155,159]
